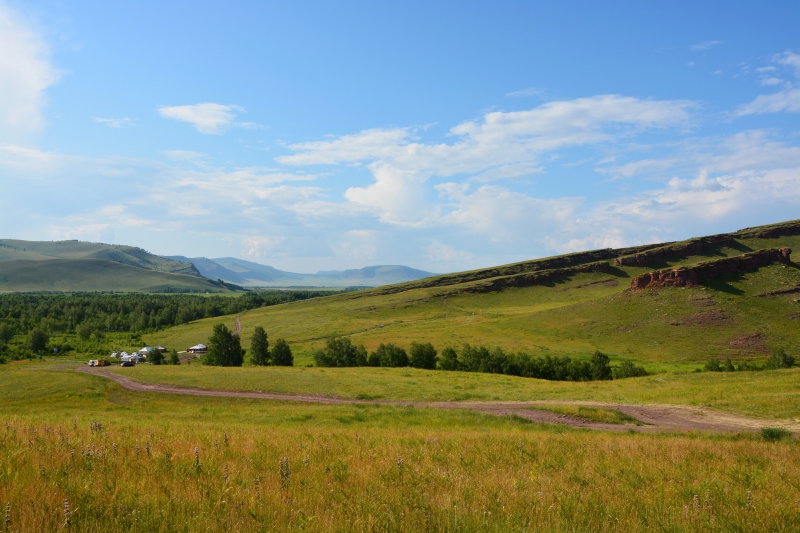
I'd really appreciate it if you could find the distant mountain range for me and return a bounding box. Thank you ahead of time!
[166,256,436,288]
[0,239,435,292]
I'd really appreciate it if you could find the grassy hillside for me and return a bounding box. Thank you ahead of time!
[0,258,235,293]
[0,239,201,277]
[149,221,800,366]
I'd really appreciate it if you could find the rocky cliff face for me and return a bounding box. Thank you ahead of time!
[630,248,792,290]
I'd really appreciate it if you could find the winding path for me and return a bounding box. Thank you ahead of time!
[76,367,798,434]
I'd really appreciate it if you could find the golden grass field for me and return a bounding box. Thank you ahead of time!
[2,363,799,532]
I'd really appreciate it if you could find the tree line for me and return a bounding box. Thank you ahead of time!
[201,324,294,367]
[312,336,649,381]
[0,291,337,360]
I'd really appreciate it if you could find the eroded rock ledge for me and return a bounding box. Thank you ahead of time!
[630,248,792,290]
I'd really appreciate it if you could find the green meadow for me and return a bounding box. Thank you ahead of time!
[2,362,800,532]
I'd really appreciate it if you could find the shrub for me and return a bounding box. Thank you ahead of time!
[168,349,180,365]
[765,348,795,370]
[704,358,722,372]
[409,342,437,369]
[761,427,792,441]
[613,360,648,379]
[722,358,735,372]
[271,338,294,366]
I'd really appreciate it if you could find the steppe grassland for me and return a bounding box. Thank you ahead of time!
[111,364,800,420]
[150,258,800,366]
[2,364,799,532]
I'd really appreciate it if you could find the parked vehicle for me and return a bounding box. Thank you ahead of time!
[88,360,98,367]
[95,360,111,367]
[120,361,135,367]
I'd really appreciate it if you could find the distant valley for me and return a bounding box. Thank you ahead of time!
[0,239,435,293]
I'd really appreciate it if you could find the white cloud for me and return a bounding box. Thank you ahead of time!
[690,40,721,51]
[426,241,473,262]
[94,117,134,128]
[759,77,783,86]
[0,3,59,140]
[505,87,545,98]
[775,50,800,75]
[158,103,243,134]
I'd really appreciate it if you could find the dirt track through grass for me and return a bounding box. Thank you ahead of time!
[77,367,799,434]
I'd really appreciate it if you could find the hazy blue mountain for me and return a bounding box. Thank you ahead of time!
[170,256,436,287]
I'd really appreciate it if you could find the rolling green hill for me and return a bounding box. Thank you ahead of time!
[0,239,241,293]
[150,219,800,367]
[0,239,202,277]
[0,258,235,293]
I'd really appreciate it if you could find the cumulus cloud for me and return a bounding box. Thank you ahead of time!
[158,103,244,134]
[0,3,59,140]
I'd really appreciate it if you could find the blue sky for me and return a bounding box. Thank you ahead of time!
[1,1,799,273]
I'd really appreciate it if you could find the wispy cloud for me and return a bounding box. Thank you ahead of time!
[735,51,800,116]
[505,87,545,98]
[158,103,244,134]
[690,40,721,51]
[94,117,135,128]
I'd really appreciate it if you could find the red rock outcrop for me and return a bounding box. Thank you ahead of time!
[630,248,792,290]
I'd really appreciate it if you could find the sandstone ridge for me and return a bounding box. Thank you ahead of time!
[630,248,792,291]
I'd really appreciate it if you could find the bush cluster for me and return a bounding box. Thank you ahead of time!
[704,348,795,373]
[313,336,647,382]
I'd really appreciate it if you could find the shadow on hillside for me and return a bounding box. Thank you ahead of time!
[702,273,746,295]
[606,266,630,279]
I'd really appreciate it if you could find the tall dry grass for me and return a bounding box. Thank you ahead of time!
[1,416,798,532]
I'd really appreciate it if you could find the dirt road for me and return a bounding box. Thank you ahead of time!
[77,367,798,434]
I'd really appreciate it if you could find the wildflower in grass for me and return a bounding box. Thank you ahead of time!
[223,432,228,446]
[113,443,117,454]
[4,502,10,528]
[746,491,753,510]
[63,498,70,525]
[146,441,151,456]
[214,439,219,450]
[223,463,229,483]
[135,445,140,457]
[164,450,171,468]
[693,494,699,509]
[279,457,291,489]
[705,491,712,512]
[302,456,310,468]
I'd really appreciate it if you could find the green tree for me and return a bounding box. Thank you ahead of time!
[371,343,408,367]
[590,350,612,380]
[313,336,365,367]
[271,338,294,366]
[438,347,460,371]
[28,328,49,353]
[409,341,437,369]
[204,324,245,367]
[250,326,270,366]
[77,322,93,341]
[612,360,648,379]
[0,323,14,344]
[168,349,180,365]
[149,349,164,365]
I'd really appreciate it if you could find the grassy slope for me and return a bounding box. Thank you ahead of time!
[0,258,233,293]
[0,239,199,276]
[151,234,800,364]
[3,363,799,532]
